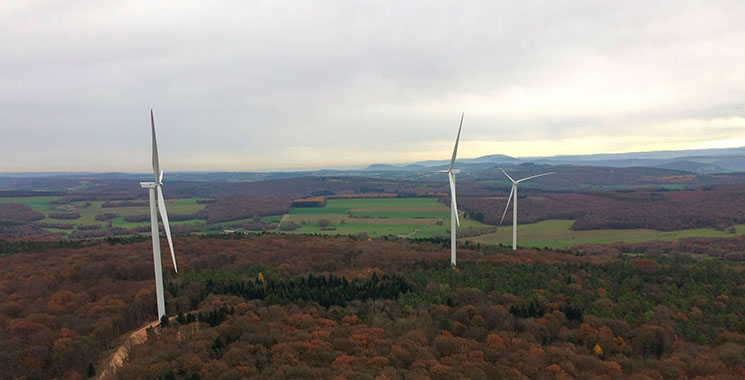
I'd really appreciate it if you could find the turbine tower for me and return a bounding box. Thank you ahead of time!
[140,110,178,321]
[437,113,464,267]
[499,168,554,250]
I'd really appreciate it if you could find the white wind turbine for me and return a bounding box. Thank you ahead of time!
[499,168,554,250]
[438,113,464,267]
[140,110,178,321]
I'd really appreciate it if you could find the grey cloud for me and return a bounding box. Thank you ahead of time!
[1,1,745,171]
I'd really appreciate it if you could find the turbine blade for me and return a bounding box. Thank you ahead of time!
[515,172,555,183]
[151,110,160,184]
[448,172,459,227]
[448,113,464,172]
[500,185,515,225]
[410,171,438,180]
[499,167,515,183]
[156,186,177,273]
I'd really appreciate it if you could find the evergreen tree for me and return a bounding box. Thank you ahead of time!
[86,363,95,378]
[160,314,169,328]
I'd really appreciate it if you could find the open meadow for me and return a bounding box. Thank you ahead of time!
[281,197,491,238]
[463,219,745,249]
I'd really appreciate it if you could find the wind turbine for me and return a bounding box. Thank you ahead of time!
[438,113,464,267]
[140,110,178,321]
[499,168,554,250]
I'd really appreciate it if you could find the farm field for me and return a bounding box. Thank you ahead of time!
[282,197,492,238]
[463,219,745,249]
[2,196,492,239]
[0,196,209,236]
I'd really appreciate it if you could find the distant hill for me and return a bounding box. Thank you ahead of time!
[366,147,745,174]
[365,163,430,172]
[365,154,521,171]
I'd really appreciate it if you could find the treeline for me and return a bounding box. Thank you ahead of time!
[123,213,196,223]
[575,235,745,261]
[66,223,206,239]
[0,223,53,238]
[102,200,148,207]
[470,164,745,189]
[34,222,75,230]
[0,235,146,255]
[0,238,89,255]
[95,212,118,221]
[222,219,278,232]
[291,196,327,207]
[172,304,235,328]
[48,212,81,220]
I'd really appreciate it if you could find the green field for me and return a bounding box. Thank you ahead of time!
[463,219,745,249]
[1,196,209,236]
[282,198,490,238]
[4,196,484,239]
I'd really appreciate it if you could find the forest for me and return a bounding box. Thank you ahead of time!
[2,234,745,379]
[0,203,44,222]
[194,195,291,224]
[459,185,745,231]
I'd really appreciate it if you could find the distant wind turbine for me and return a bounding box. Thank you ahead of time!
[140,110,178,321]
[438,113,464,267]
[499,168,554,250]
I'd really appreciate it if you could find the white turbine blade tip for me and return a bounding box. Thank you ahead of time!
[448,113,464,171]
[516,171,555,183]
[151,110,161,182]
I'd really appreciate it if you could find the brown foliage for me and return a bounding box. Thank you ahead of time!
[195,195,291,223]
[0,203,44,222]
[460,185,745,231]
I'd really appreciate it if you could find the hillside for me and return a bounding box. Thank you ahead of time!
[3,234,745,379]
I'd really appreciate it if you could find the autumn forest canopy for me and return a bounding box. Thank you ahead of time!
[2,233,745,379]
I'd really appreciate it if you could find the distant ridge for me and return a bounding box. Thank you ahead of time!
[366,146,745,174]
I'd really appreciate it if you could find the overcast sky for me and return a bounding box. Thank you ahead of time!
[1,1,745,172]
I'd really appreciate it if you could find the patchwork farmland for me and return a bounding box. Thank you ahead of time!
[463,219,745,249]
[0,196,491,239]
[280,198,492,238]
[6,194,745,248]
